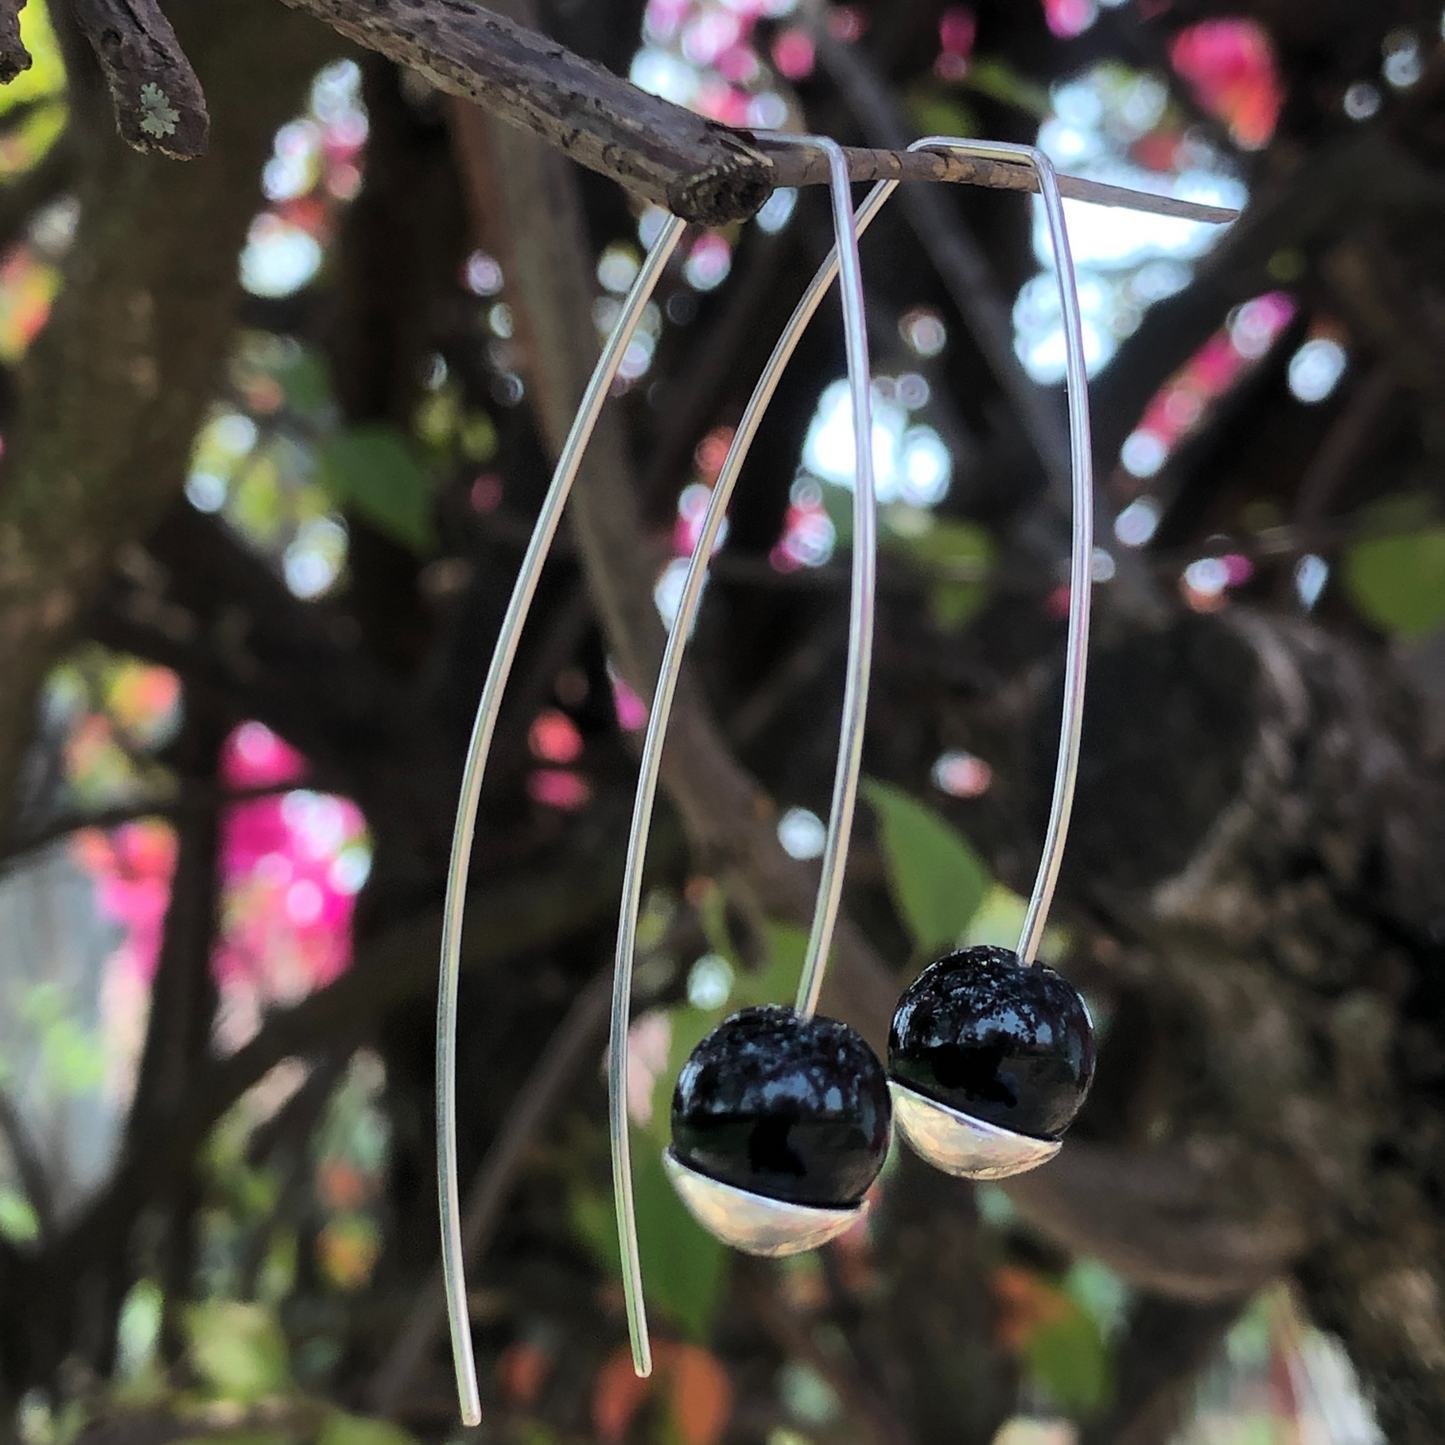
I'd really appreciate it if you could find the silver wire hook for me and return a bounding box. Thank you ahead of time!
[608,136,878,1379]
[904,139,1094,965]
[436,214,685,1427]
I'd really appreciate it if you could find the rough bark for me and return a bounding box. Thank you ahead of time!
[0,0,29,83]
[1000,608,1445,1438]
[71,0,210,158]
[279,0,1235,224]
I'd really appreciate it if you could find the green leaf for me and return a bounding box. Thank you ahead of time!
[632,1141,729,1339]
[569,1183,618,1273]
[903,86,979,141]
[965,883,1071,964]
[862,780,988,958]
[184,1300,292,1403]
[0,1186,38,1244]
[1064,1258,1130,1339]
[962,59,1053,118]
[116,1279,164,1379]
[1343,526,1445,638]
[732,923,807,1012]
[458,411,499,463]
[318,427,435,552]
[318,1413,420,1445]
[887,519,993,631]
[2,1,67,117]
[1024,1307,1112,1417]
[572,1144,728,1340]
[413,388,460,452]
[276,350,333,416]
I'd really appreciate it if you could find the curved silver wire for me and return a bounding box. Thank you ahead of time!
[609,137,878,1379]
[902,141,1094,965]
[785,137,879,1019]
[437,214,685,1426]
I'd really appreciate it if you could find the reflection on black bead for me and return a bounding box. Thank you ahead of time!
[888,945,1095,1140]
[671,1005,891,1208]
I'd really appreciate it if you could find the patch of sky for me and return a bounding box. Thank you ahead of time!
[1016,65,1248,383]
[800,379,952,509]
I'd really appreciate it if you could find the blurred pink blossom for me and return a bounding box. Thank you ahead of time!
[215,724,367,1027]
[527,768,592,811]
[529,709,584,764]
[1042,0,1095,40]
[74,721,370,1055]
[772,29,815,80]
[1171,19,1283,150]
[74,822,178,986]
[609,668,649,730]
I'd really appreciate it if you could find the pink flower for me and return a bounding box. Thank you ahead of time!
[1170,20,1283,151]
[772,29,815,81]
[939,7,976,61]
[1042,0,1095,40]
[526,768,592,811]
[76,720,371,1052]
[222,720,306,788]
[610,668,649,731]
[75,821,178,985]
[529,709,584,764]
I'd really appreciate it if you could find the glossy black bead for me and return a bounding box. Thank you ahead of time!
[888,944,1095,1140]
[671,1005,891,1208]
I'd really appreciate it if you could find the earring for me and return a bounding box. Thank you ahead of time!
[883,140,1098,1183]
[609,136,1098,1376]
[609,137,890,1379]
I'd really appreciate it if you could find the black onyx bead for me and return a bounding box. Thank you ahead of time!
[671,1005,892,1209]
[888,944,1095,1140]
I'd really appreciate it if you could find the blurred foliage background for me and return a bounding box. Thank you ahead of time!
[0,2,1441,1445]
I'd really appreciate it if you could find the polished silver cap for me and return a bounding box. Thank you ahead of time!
[889,1080,1061,1180]
[662,1149,867,1257]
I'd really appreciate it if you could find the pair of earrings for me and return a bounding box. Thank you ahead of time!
[438,135,1093,1420]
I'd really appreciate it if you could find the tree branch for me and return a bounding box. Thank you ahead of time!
[1003,1142,1306,1301]
[1079,1296,1241,1445]
[0,0,30,84]
[281,0,1235,225]
[70,0,209,158]
[123,698,224,1143]
[0,781,295,874]
[738,1261,913,1445]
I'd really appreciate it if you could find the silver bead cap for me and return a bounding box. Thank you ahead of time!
[662,1148,867,1257]
[889,1079,1061,1180]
